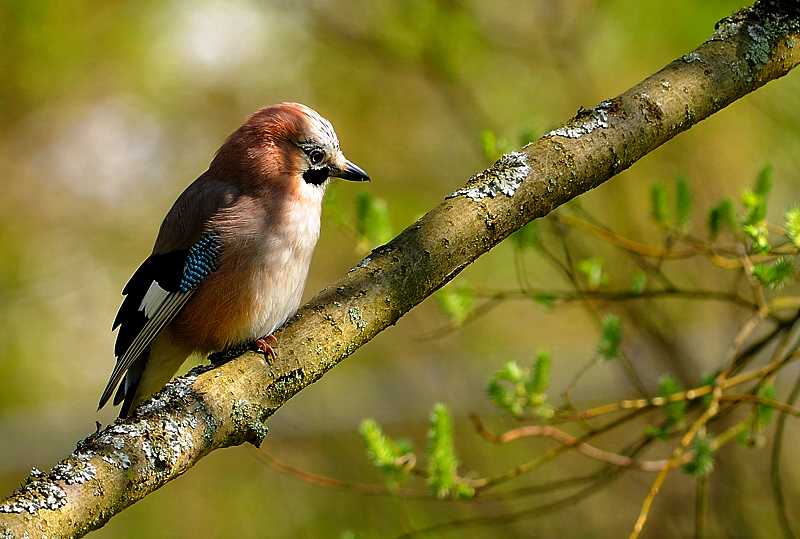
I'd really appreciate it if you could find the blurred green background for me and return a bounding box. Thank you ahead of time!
[2,0,800,537]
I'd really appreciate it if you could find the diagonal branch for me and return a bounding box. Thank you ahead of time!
[2,2,799,537]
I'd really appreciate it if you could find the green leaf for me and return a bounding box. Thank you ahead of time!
[741,190,761,221]
[682,433,714,477]
[752,257,794,289]
[528,350,551,395]
[497,359,524,382]
[497,137,512,156]
[651,181,671,227]
[322,183,351,229]
[630,271,647,294]
[436,282,474,325]
[720,198,739,233]
[531,403,555,420]
[511,221,541,250]
[756,384,777,428]
[644,423,670,441]
[597,314,621,361]
[360,419,411,480]
[355,191,392,250]
[395,438,415,456]
[578,257,608,291]
[426,404,459,499]
[675,176,692,231]
[519,126,537,146]
[658,374,687,422]
[708,209,721,238]
[454,482,475,499]
[533,293,556,308]
[360,419,392,465]
[488,358,553,419]
[488,360,524,415]
[487,378,514,411]
[755,164,773,198]
[742,166,771,227]
[708,197,738,238]
[785,206,800,247]
[480,130,512,162]
[743,224,770,254]
[480,130,497,162]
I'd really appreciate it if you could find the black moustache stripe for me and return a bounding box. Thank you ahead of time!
[303,166,330,185]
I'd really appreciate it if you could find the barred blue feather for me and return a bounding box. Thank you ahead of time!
[180,231,221,292]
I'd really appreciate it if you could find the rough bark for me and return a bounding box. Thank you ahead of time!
[2,2,799,537]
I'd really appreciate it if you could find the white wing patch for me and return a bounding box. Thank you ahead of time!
[99,287,195,409]
[140,281,170,318]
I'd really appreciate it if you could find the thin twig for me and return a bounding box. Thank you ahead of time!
[557,213,701,259]
[696,474,708,539]
[476,473,602,499]
[567,205,677,289]
[629,385,722,539]
[741,253,770,314]
[471,415,668,471]
[486,288,758,309]
[721,311,769,380]
[398,466,623,537]
[251,448,434,499]
[400,436,656,538]
[720,394,800,417]
[771,371,800,539]
[729,316,800,376]
[470,408,651,492]
[553,220,650,399]
[557,347,800,425]
[404,413,698,537]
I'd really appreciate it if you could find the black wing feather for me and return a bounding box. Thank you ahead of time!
[112,251,187,356]
[99,250,191,411]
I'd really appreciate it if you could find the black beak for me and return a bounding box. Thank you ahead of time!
[331,160,370,182]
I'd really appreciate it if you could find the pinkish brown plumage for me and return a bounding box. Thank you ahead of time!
[99,103,369,418]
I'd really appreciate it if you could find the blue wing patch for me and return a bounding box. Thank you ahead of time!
[180,230,222,292]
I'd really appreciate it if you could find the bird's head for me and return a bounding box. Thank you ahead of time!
[210,103,369,196]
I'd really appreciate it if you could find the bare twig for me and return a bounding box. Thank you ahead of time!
[771,372,800,539]
[696,474,708,539]
[471,414,666,471]
[557,213,701,259]
[251,448,434,499]
[720,394,800,417]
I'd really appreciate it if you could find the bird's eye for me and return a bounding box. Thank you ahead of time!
[309,149,324,165]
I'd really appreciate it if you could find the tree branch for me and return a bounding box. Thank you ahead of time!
[2,2,799,536]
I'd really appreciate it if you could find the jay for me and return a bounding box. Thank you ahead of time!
[98,103,369,418]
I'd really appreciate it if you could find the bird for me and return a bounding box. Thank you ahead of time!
[98,102,370,418]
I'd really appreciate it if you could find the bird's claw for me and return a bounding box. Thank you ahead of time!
[252,334,278,360]
[208,335,278,365]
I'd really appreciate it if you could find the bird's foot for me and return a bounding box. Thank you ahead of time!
[251,334,278,360]
[207,335,278,366]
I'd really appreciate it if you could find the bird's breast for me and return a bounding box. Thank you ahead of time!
[169,196,323,352]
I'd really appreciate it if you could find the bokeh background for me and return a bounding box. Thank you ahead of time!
[2,0,800,537]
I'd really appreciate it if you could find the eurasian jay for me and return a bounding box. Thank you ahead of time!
[98,103,369,418]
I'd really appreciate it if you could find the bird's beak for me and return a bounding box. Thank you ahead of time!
[331,159,370,182]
